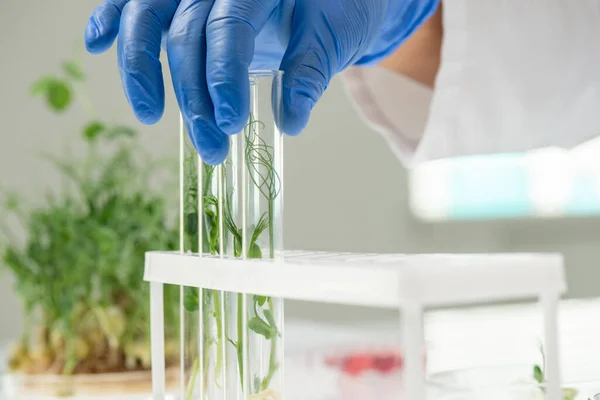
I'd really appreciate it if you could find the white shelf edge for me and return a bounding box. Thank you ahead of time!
[143,251,566,309]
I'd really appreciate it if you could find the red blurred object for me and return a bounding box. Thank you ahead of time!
[325,351,405,376]
[372,354,401,374]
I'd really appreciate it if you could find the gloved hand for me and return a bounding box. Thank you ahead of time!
[85,0,439,165]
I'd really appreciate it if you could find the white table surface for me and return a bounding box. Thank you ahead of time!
[284,298,600,399]
[2,298,600,399]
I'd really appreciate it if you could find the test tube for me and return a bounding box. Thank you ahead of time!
[179,118,204,400]
[238,71,284,400]
[180,70,284,400]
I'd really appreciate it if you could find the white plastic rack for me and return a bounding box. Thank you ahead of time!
[145,250,566,400]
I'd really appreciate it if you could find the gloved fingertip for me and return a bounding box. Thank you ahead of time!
[84,20,103,54]
[216,107,247,136]
[85,17,117,54]
[217,119,242,136]
[84,19,99,40]
[126,90,165,125]
[119,67,166,125]
[200,143,230,166]
[211,83,249,135]
[283,92,314,136]
[134,104,164,125]
[187,117,230,166]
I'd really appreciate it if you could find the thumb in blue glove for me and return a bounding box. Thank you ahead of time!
[85,0,440,165]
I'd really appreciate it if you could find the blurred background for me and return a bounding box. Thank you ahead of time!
[1,0,600,348]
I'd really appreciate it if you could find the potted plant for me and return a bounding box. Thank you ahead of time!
[0,56,180,398]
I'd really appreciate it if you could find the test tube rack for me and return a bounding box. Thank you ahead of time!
[144,250,566,400]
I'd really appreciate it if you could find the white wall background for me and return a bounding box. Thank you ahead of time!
[1,1,599,344]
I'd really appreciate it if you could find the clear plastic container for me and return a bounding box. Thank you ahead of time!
[285,346,466,400]
[430,365,600,400]
[180,71,284,400]
[281,320,462,400]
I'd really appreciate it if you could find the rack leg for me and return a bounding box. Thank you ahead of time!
[541,293,561,400]
[151,282,166,400]
[401,303,426,400]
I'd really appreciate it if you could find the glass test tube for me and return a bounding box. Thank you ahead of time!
[180,70,284,400]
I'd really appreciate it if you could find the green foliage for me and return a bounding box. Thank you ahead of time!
[533,343,578,400]
[180,111,282,396]
[533,364,544,384]
[83,121,105,141]
[0,58,179,375]
[184,287,200,313]
[106,125,136,139]
[31,76,72,112]
[248,317,274,340]
[255,296,267,307]
[62,61,85,81]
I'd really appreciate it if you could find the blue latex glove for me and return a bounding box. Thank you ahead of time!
[85,0,439,165]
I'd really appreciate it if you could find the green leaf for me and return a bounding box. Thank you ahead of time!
[250,214,269,246]
[30,76,55,96]
[533,364,544,384]
[203,195,217,208]
[184,287,199,312]
[63,61,85,81]
[247,243,262,259]
[248,317,272,340]
[185,213,198,236]
[31,76,73,112]
[105,126,137,139]
[254,296,267,307]
[5,193,20,211]
[264,309,277,330]
[46,80,72,112]
[83,121,105,141]
[232,232,242,258]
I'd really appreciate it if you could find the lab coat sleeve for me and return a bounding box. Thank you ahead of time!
[343,0,600,168]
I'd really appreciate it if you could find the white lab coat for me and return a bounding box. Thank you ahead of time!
[343,0,600,167]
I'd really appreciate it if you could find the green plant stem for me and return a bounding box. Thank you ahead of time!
[260,298,278,392]
[212,289,224,387]
[185,357,200,400]
[534,343,578,400]
[245,114,279,391]
[237,293,245,390]
[63,329,77,375]
[73,84,97,121]
[202,291,211,392]
[268,202,275,259]
[264,132,278,390]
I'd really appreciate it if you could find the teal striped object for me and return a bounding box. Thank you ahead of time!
[410,152,600,220]
[564,174,600,216]
[446,153,534,219]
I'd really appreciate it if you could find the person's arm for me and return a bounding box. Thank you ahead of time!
[341,5,442,165]
[378,2,443,88]
[344,0,600,167]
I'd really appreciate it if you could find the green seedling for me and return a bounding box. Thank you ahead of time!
[181,113,281,397]
[533,342,578,400]
[1,56,180,377]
